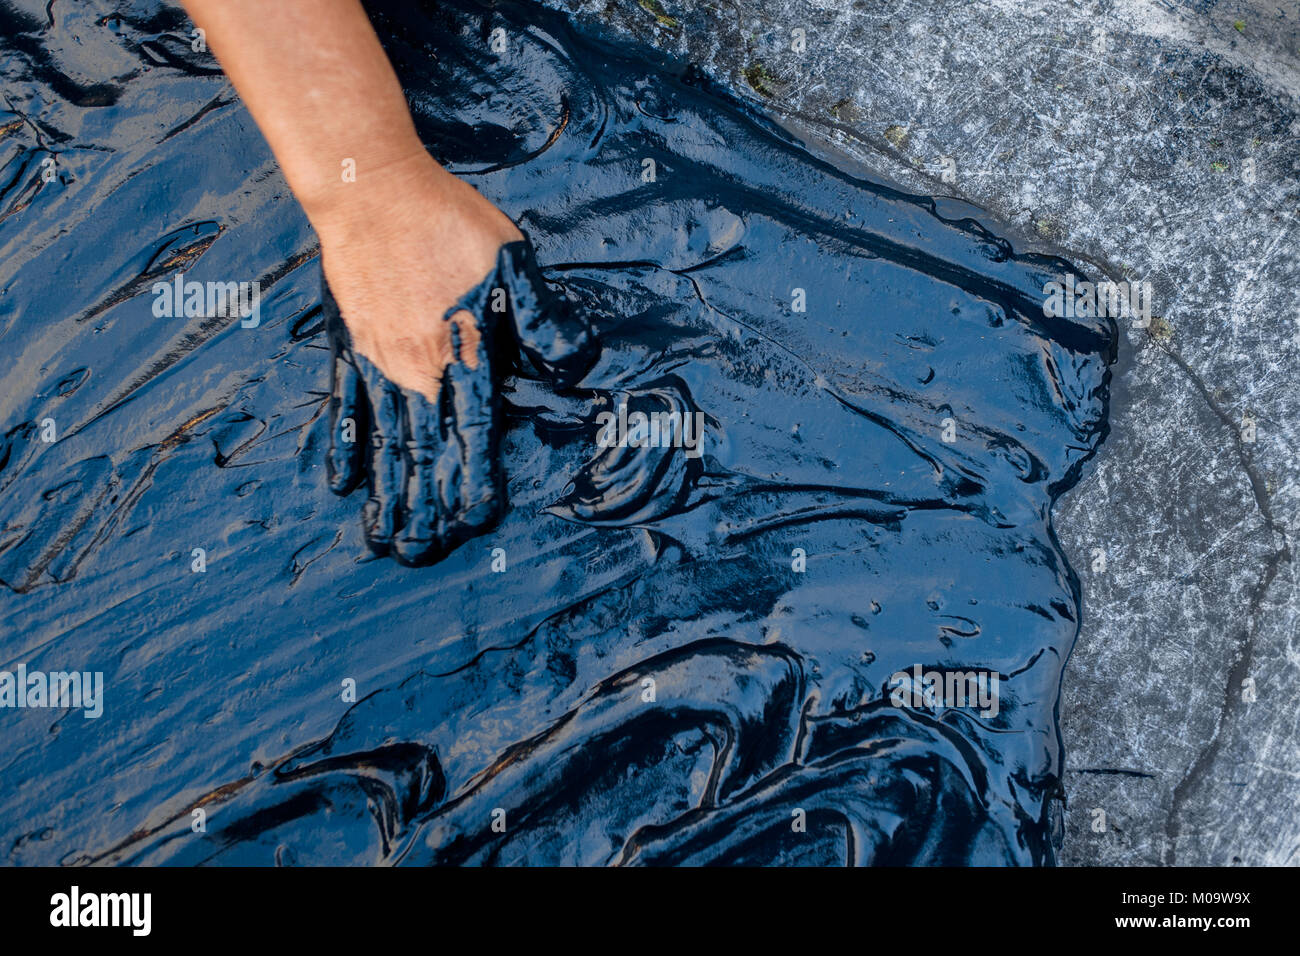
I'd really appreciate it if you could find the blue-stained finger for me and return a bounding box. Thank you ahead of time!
[442,315,504,543]
[322,278,366,495]
[497,239,599,388]
[394,386,449,566]
[354,352,406,554]
[328,352,367,496]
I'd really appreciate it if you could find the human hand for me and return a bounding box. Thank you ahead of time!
[317,162,597,565]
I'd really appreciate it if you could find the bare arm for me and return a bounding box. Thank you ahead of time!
[181,0,430,223]
[180,0,521,396]
[179,0,599,566]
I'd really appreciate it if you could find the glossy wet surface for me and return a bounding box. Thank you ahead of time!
[0,0,1114,864]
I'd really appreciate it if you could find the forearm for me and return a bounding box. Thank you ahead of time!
[180,0,438,227]
[180,0,523,403]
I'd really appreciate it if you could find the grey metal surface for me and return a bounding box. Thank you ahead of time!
[537,0,1300,865]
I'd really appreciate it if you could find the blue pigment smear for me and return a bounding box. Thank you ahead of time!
[0,0,1116,865]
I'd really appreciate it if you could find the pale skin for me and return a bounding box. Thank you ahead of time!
[180,0,523,399]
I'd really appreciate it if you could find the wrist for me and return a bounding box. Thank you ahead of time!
[300,144,441,241]
[311,161,523,268]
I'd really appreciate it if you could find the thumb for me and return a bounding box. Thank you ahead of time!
[497,239,598,389]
